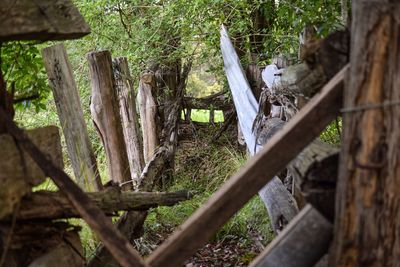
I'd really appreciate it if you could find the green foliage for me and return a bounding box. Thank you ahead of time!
[1,42,49,112]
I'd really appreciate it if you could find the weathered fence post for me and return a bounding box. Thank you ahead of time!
[113,57,145,182]
[87,50,131,185]
[42,44,102,192]
[330,1,400,265]
[138,72,159,163]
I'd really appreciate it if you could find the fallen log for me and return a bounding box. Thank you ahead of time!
[272,30,349,100]
[257,117,338,220]
[2,189,192,221]
[249,205,332,267]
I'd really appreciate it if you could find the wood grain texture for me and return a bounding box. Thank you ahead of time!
[330,2,400,266]
[0,0,90,41]
[250,205,332,267]
[42,44,102,192]
[113,57,145,181]
[138,73,160,163]
[10,189,192,221]
[88,51,131,185]
[0,108,146,267]
[146,65,348,267]
[0,126,62,220]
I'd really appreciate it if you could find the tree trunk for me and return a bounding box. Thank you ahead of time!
[113,57,145,182]
[87,50,131,185]
[42,44,102,192]
[138,73,160,163]
[330,2,400,266]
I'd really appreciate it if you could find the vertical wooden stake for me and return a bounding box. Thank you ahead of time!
[113,57,145,181]
[331,1,400,265]
[138,73,159,163]
[42,44,102,192]
[87,50,131,185]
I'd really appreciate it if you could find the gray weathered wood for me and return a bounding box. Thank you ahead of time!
[258,178,298,232]
[250,205,332,267]
[113,57,145,181]
[9,189,192,221]
[88,50,131,185]
[0,126,63,220]
[87,62,192,267]
[0,108,146,267]
[145,66,347,267]
[42,44,102,192]
[138,73,160,163]
[0,0,90,41]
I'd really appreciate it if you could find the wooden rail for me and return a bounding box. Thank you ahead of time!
[146,65,348,267]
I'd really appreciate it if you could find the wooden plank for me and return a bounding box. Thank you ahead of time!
[88,51,131,185]
[0,108,146,267]
[0,0,90,41]
[12,189,192,221]
[146,65,349,267]
[0,126,62,220]
[113,57,145,182]
[42,44,102,192]
[249,205,332,267]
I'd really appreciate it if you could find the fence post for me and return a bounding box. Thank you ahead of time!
[42,44,102,192]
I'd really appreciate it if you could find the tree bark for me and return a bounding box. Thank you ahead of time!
[138,72,160,163]
[87,50,131,185]
[6,189,192,221]
[42,44,102,192]
[113,57,145,182]
[330,2,400,266]
[0,0,90,41]
[250,205,332,267]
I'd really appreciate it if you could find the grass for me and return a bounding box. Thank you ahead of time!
[142,127,274,254]
[182,108,224,123]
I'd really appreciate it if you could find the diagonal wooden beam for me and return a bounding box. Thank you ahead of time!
[0,108,147,267]
[249,205,332,267]
[146,65,348,267]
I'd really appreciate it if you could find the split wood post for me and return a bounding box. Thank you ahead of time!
[113,57,145,182]
[330,1,400,266]
[87,50,131,185]
[146,66,347,267]
[138,73,159,163]
[42,44,102,192]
